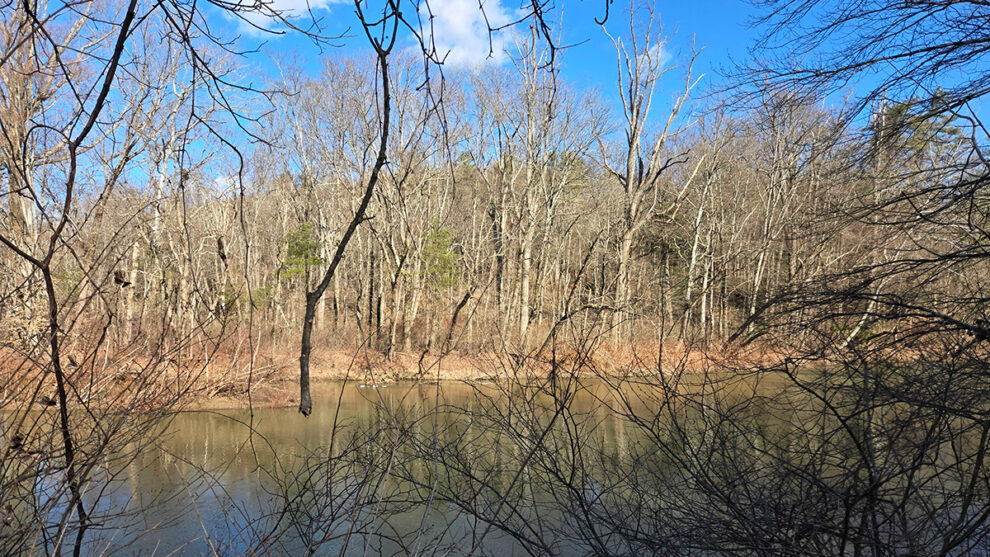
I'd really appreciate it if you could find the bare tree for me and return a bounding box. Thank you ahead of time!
[600,1,704,341]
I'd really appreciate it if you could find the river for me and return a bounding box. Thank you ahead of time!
[81,380,637,555]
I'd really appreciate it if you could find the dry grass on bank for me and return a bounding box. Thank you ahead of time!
[0,337,792,411]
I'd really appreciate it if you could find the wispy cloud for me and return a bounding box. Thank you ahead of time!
[418,0,521,68]
[232,0,349,37]
[637,41,672,73]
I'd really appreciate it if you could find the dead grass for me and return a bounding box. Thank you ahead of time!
[0,334,801,412]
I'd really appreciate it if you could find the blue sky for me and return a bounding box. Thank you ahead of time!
[212,0,989,134]
[555,0,755,93]
[224,0,758,106]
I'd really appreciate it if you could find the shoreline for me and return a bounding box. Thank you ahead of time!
[181,377,502,411]
[2,344,782,412]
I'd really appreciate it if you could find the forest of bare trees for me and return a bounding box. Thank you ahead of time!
[0,26,871,366]
[1,0,987,553]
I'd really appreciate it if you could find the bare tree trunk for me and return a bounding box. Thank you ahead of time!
[126,239,140,337]
[613,229,634,340]
[404,257,422,352]
[299,32,394,416]
[683,180,711,335]
[519,228,534,344]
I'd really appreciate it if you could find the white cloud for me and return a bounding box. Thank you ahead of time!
[419,0,521,68]
[233,0,348,37]
[229,0,521,65]
[636,41,672,74]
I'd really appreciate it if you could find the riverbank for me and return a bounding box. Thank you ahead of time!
[184,347,630,410]
[184,341,778,410]
[1,342,781,412]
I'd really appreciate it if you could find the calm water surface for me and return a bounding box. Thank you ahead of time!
[93,380,636,556]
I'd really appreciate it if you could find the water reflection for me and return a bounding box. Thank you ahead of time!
[86,381,618,555]
[8,368,985,555]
